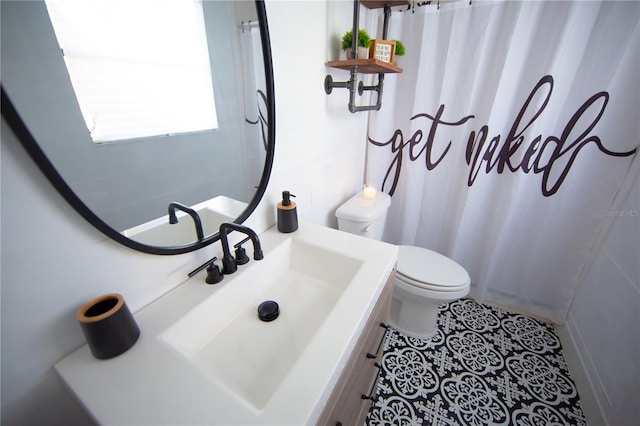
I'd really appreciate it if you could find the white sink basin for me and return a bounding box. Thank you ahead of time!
[160,237,364,410]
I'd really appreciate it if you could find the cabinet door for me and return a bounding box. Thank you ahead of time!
[318,273,393,426]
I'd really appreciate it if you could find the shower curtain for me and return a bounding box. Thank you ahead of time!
[366,0,639,323]
[240,22,267,191]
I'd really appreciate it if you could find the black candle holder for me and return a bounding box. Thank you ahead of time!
[77,293,140,360]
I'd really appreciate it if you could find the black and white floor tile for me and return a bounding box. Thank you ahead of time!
[366,298,586,426]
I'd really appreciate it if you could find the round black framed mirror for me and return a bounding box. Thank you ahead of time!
[1,0,275,255]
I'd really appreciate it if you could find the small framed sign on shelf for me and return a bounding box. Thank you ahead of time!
[370,39,396,63]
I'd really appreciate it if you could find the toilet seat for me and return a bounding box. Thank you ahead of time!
[396,245,470,291]
[396,272,469,292]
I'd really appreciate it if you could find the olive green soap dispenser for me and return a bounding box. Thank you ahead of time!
[277,191,298,233]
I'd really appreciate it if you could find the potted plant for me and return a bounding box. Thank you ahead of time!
[392,39,406,65]
[393,39,406,58]
[341,29,371,59]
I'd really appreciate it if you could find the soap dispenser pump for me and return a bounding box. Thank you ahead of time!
[277,191,298,233]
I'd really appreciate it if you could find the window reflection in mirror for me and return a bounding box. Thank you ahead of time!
[45,0,218,143]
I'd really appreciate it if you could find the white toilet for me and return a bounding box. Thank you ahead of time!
[336,191,470,339]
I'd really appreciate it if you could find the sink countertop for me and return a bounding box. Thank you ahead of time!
[55,222,398,425]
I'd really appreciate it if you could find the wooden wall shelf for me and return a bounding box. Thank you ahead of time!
[326,59,403,74]
[324,0,407,111]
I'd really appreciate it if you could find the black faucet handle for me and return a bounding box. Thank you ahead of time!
[234,246,250,265]
[188,256,217,278]
[234,237,251,265]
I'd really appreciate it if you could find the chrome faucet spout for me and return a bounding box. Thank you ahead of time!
[168,202,205,241]
[219,223,264,274]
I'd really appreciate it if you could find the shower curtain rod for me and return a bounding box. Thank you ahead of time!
[410,0,471,12]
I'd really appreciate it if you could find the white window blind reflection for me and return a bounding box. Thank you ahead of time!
[45,0,218,143]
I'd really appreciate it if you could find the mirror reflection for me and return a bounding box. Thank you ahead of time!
[1,0,269,248]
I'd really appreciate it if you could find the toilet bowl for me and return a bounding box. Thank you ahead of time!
[336,191,470,339]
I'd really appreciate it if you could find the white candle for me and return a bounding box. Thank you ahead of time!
[363,184,377,200]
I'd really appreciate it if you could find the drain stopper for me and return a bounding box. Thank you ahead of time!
[257,300,279,322]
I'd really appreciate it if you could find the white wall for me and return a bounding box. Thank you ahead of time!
[558,171,640,425]
[0,1,370,424]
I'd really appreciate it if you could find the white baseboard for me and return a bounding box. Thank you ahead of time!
[557,316,607,426]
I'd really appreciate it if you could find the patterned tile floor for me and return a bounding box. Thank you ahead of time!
[366,298,586,425]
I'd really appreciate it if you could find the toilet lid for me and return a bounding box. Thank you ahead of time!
[397,245,470,289]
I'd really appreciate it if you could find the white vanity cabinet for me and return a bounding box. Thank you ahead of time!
[318,271,393,426]
[55,224,398,425]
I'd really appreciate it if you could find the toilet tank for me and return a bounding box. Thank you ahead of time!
[335,191,391,241]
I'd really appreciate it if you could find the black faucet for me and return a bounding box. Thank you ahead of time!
[219,223,264,274]
[168,202,205,241]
